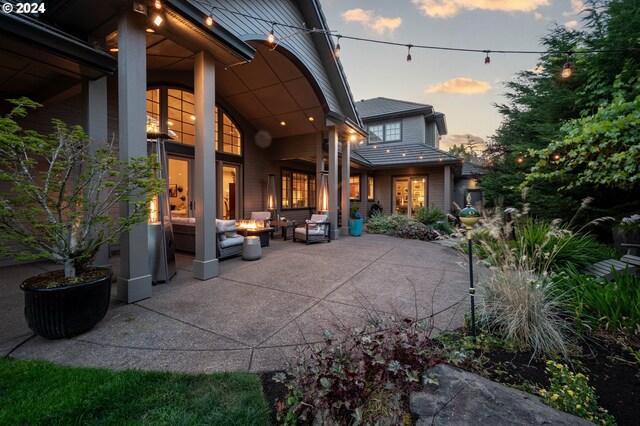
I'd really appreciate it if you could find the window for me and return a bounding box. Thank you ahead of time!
[145,88,242,155]
[367,122,401,143]
[282,170,316,209]
[368,176,375,201]
[368,125,383,143]
[349,176,360,200]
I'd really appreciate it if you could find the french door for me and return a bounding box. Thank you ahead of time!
[393,176,427,217]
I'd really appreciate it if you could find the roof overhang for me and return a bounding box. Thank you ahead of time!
[159,0,254,67]
[360,106,435,123]
[0,12,116,79]
[327,111,367,137]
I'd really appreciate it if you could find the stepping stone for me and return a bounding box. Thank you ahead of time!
[411,364,593,425]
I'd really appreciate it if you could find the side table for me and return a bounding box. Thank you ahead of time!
[270,220,296,240]
[242,236,262,260]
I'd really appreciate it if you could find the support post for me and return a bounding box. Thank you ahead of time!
[327,126,339,240]
[83,76,109,268]
[116,10,151,303]
[340,139,350,236]
[316,130,324,207]
[193,51,219,280]
[444,165,452,214]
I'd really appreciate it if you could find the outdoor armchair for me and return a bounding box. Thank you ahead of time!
[293,213,330,245]
[216,219,244,259]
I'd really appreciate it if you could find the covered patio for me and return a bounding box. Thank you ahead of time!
[1,234,470,372]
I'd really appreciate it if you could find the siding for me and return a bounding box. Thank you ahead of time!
[208,0,343,115]
[425,122,436,148]
[359,114,426,148]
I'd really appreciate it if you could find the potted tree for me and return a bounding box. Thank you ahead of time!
[0,98,163,339]
[349,205,363,237]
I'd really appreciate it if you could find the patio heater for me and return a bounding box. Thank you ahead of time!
[459,194,480,339]
[317,172,329,213]
[266,174,277,221]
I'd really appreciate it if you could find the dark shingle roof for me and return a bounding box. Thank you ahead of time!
[355,97,434,120]
[354,144,461,167]
[462,163,486,177]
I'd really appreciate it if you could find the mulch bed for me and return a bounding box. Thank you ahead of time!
[479,338,640,426]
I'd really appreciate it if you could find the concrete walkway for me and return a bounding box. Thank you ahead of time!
[1,234,470,372]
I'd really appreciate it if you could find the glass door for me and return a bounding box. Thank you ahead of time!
[167,157,192,219]
[394,176,427,217]
[410,177,426,216]
[395,179,409,215]
[221,164,241,220]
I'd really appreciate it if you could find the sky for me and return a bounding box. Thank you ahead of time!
[319,0,586,150]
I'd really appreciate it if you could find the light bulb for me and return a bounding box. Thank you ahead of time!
[154,0,162,10]
[205,15,214,26]
[561,62,572,78]
[267,30,275,44]
[153,15,163,27]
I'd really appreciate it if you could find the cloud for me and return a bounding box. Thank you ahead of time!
[571,0,585,13]
[440,134,486,151]
[533,12,545,20]
[341,8,402,34]
[565,20,578,28]
[425,78,492,94]
[411,0,550,18]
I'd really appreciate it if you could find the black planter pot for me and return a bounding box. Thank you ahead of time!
[21,267,112,339]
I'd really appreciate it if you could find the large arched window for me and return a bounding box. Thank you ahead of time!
[146,87,242,155]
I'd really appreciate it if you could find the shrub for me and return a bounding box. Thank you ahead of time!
[478,262,573,359]
[539,361,616,425]
[274,318,440,425]
[553,266,640,336]
[395,223,440,241]
[366,212,414,236]
[432,220,453,235]
[415,206,446,225]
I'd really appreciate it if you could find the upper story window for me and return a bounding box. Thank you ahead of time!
[367,121,401,143]
[146,88,242,155]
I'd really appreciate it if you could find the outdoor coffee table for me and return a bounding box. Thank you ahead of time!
[270,220,296,240]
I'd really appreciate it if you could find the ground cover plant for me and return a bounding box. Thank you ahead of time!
[274,317,442,425]
[366,210,451,241]
[0,358,270,425]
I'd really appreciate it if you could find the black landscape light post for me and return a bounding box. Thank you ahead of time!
[459,196,480,339]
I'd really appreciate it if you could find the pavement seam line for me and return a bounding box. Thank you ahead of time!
[254,238,403,348]
[5,334,36,358]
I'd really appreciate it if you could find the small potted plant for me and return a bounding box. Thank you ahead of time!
[349,205,363,237]
[0,98,163,339]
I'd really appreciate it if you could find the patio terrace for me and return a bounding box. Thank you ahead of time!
[1,234,470,372]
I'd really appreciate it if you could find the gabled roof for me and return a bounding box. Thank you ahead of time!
[462,163,487,177]
[353,143,462,168]
[356,97,434,120]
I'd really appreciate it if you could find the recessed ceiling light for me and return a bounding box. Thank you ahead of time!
[109,47,119,52]
[153,15,163,27]
[280,121,286,126]
[308,116,314,122]
[146,28,155,33]
[349,135,356,141]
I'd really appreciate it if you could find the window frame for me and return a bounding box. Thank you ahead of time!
[281,168,317,210]
[367,176,375,201]
[367,121,402,144]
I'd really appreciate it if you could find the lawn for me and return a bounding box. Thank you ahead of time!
[0,358,270,425]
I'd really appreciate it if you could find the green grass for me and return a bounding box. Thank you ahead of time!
[0,358,270,426]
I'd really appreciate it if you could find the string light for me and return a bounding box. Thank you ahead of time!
[205,15,214,26]
[190,0,633,71]
[406,44,412,62]
[561,52,573,78]
[267,23,276,44]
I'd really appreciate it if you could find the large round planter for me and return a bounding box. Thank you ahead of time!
[349,218,363,236]
[21,267,112,339]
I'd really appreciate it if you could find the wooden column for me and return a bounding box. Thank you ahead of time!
[327,126,339,240]
[444,165,452,213]
[193,51,219,280]
[83,76,109,268]
[340,139,350,236]
[116,10,151,303]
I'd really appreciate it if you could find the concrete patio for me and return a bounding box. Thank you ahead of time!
[1,234,470,372]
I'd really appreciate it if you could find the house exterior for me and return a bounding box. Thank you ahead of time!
[0,0,365,301]
[455,162,486,211]
[350,97,462,218]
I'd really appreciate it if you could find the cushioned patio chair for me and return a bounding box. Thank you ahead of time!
[216,219,244,259]
[293,213,330,245]
[250,211,271,227]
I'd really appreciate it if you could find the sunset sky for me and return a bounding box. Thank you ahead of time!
[319,0,586,150]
